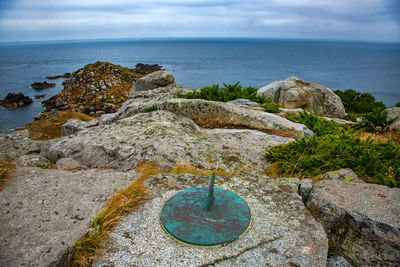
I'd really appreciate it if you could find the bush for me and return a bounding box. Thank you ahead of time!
[176,82,274,105]
[334,89,386,114]
[266,112,400,187]
[357,107,396,133]
[261,101,280,113]
[396,101,400,107]
[144,104,158,113]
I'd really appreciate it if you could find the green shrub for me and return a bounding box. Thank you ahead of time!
[396,101,400,107]
[357,107,396,133]
[176,82,273,105]
[261,102,280,113]
[266,112,400,187]
[143,104,158,113]
[334,89,386,114]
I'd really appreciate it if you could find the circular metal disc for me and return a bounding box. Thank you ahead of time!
[161,187,251,246]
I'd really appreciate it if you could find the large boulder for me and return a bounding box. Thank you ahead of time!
[61,118,99,136]
[258,77,346,118]
[319,168,364,183]
[131,70,175,93]
[307,180,400,266]
[387,107,400,130]
[0,167,138,266]
[93,174,328,266]
[157,98,313,138]
[46,110,293,177]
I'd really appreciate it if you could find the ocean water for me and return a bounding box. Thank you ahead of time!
[0,38,399,134]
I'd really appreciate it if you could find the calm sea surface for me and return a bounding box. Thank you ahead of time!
[0,38,399,134]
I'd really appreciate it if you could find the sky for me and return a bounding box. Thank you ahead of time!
[0,0,399,43]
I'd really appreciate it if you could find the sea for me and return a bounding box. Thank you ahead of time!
[0,38,399,134]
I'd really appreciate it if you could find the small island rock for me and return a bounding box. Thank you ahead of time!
[31,81,56,89]
[0,92,33,108]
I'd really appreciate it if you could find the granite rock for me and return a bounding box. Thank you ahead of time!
[61,118,99,136]
[307,180,400,266]
[0,167,138,266]
[298,178,313,203]
[386,107,400,130]
[93,174,328,266]
[320,168,364,183]
[131,70,175,92]
[258,77,346,118]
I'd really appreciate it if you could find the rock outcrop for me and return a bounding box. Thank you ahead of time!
[307,180,400,266]
[387,107,400,130]
[320,168,364,183]
[0,129,41,159]
[157,98,313,138]
[42,62,142,116]
[46,111,293,176]
[46,73,72,80]
[258,77,346,118]
[0,167,138,266]
[93,174,328,266]
[131,70,175,93]
[0,92,33,108]
[61,119,99,137]
[31,81,56,89]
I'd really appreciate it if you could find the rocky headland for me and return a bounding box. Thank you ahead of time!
[0,62,399,266]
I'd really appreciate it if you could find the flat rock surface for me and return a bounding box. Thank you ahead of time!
[93,174,328,267]
[0,167,138,266]
[47,110,293,176]
[0,129,42,159]
[307,180,400,266]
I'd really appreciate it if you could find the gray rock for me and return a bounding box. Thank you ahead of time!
[56,157,81,170]
[46,111,293,177]
[387,107,400,130]
[320,168,363,183]
[258,77,346,118]
[0,167,138,266]
[323,117,356,125]
[279,107,304,116]
[326,255,352,267]
[0,129,41,159]
[307,180,400,266]
[157,98,313,138]
[61,119,99,136]
[12,154,50,168]
[299,178,313,203]
[131,70,175,93]
[227,98,260,107]
[102,86,195,125]
[93,174,328,266]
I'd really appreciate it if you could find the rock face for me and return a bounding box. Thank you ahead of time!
[307,180,400,266]
[46,111,293,176]
[0,129,41,159]
[387,107,400,130]
[0,167,138,267]
[227,98,260,107]
[31,81,56,89]
[131,70,175,92]
[42,61,142,116]
[0,92,33,108]
[61,118,99,136]
[101,85,194,125]
[133,63,162,75]
[157,98,313,138]
[258,77,346,118]
[93,174,328,266]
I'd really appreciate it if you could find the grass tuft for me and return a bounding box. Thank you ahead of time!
[0,156,15,191]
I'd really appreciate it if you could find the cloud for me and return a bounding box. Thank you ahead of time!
[0,0,399,42]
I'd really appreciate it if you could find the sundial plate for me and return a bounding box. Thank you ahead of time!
[161,187,251,247]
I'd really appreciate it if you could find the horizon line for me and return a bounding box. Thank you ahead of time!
[1,36,400,45]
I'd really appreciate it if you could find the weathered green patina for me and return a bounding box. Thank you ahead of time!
[161,173,251,246]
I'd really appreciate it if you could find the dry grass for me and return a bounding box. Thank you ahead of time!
[168,162,234,178]
[0,156,15,191]
[70,161,160,266]
[357,130,400,144]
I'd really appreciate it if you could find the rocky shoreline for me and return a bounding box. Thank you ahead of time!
[0,62,399,266]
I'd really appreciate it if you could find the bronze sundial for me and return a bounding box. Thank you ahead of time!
[161,173,251,246]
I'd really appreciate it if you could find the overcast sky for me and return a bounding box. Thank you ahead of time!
[0,0,399,43]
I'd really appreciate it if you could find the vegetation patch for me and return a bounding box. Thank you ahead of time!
[265,111,400,187]
[143,104,158,113]
[334,89,386,114]
[0,156,15,191]
[25,111,96,141]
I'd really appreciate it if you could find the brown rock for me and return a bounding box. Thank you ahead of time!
[31,81,56,89]
[0,93,33,109]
